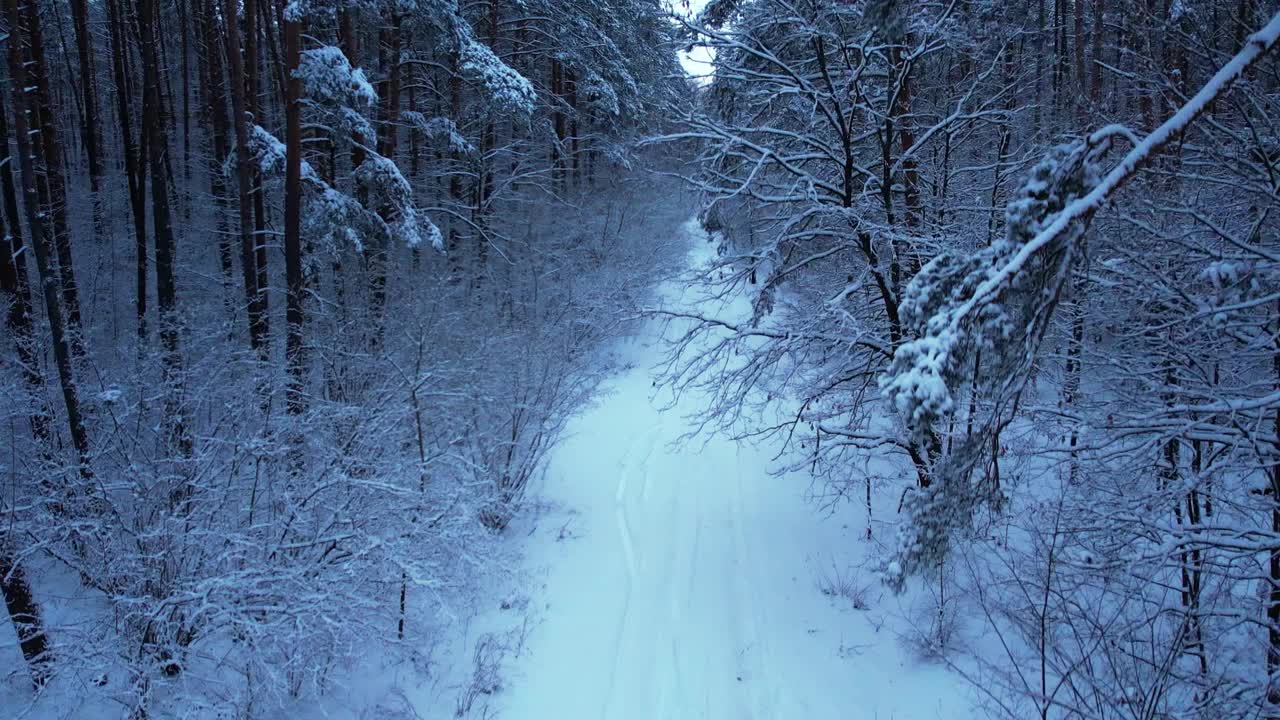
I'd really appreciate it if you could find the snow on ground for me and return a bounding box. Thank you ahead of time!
[495,219,975,719]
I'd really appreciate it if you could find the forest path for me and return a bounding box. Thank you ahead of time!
[498,219,962,719]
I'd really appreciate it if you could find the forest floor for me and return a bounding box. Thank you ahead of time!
[493,219,972,719]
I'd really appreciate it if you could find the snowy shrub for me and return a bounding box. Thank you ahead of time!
[454,623,529,717]
[816,563,872,611]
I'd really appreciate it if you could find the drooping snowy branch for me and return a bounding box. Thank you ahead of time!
[402,111,476,155]
[249,123,442,252]
[458,36,537,115]
[355,153,444,251]
[881,139,1107,443]
[296,45,377,138]
[881,11,1280,445]
[878,10,1280,594]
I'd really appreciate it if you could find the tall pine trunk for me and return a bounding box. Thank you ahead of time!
[283,12,304,417]
[221,0,266,354]
[246,0,269,354]
[138,0,193,469]
[106,0,149,339]
[369,14,401,348]
[198,0,234,306]
[447,51,464,285]
[20,0,84,358]
[69,0,105,247]
[0,96,49,443]
[5,0,92,476]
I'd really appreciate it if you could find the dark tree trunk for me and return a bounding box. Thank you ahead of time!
[0,550,50,688]
[245,0,269,354]
[6,0,92,476]
[894,35,920,272]
[283,13,304,416]
[473,0,498,290]
[1091,0,1104,109]
[407,59,418,182]
[257,0,287,108]
[550,58,565,185]
[177,0,192,205]
[138,0,192,463]
[69,0,104,232]
[339,9,366,178]
[0,96,45,438]
[197,0,233,300]
[20,0,84,358]
[1073,0,1086,114]
[567,68,579,183]
[0,23,53,687]
[447,52,464,285]
[107,0,149,339]
[369,13,402,347]
[221,0,266,354]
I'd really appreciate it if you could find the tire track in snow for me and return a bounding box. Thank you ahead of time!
[615,468,640,583]
[730,453,778,715]
[658,444,689,720]
[601,425,647,719]
[604,421,663,719]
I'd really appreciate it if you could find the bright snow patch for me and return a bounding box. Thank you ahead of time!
[495,219,975,719]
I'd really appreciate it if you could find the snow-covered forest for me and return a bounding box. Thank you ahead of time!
[3,0,1280,717]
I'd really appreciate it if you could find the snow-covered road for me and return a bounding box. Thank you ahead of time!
[500,220,967,719]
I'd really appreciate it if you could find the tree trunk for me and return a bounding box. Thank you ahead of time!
[5,0,92,476]
[198,0,234,303]
[106,0,149,339]
[177,0,192,213]
[245,0,269,354]
[1034,0,1045,131]
[0,549,50,688]
[221,0,266,354]
[0,95,47,442]
[138,0,192,464]
[1090,0,1104,107]
[551,57,565,185]
[567,68,579,183]
[283,14,304,417]
[69,0,105,239]
[447,52,464,285]
[1073,0,1086,117]
[369,13,402,347]
[339,9,365,178]
[475,0,500,290]
[895,34,920,256]
[20,0,84,358]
